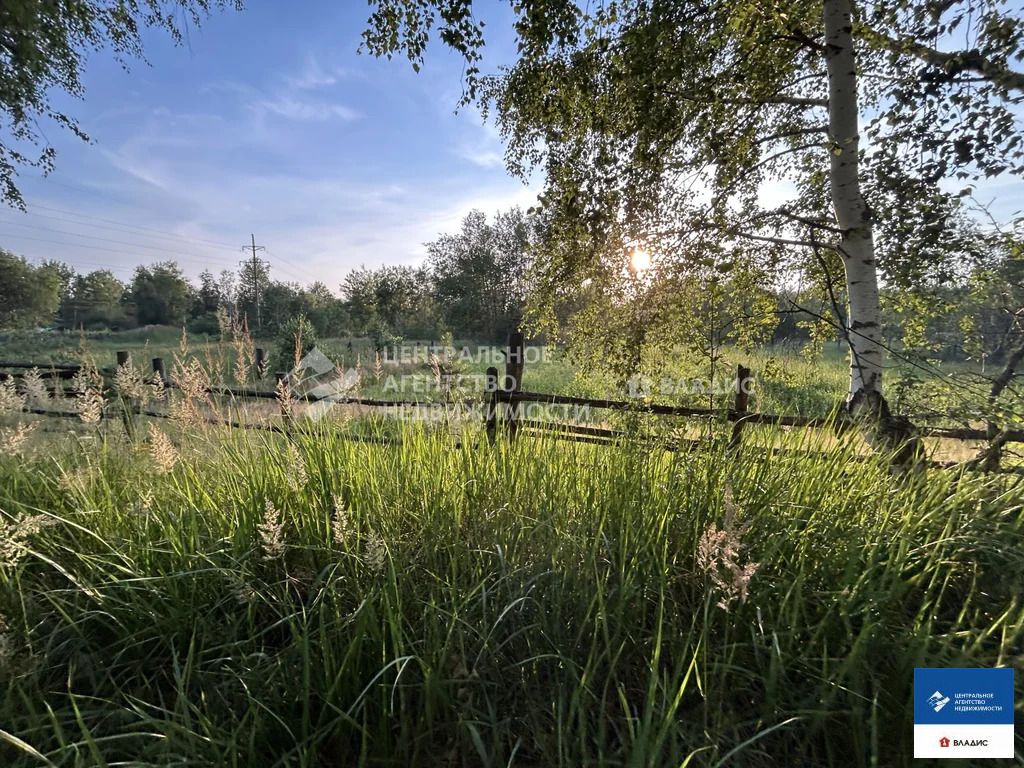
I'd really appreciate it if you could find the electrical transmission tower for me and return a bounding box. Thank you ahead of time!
[241,234,266,330]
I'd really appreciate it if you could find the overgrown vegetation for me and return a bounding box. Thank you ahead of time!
[0,419,1021,766]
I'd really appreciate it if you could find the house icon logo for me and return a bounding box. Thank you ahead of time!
[287,347,361,423]
[939,737,950,748]
[928,690,951,712]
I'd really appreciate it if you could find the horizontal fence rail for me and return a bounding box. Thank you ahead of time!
[498,390,1024,444]
[3,337,1023,474]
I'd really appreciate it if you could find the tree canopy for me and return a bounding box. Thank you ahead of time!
[0,249,63,328]
[427,208,540,342]
[361,0,1024,433]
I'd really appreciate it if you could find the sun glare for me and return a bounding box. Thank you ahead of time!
[630,247,652,274]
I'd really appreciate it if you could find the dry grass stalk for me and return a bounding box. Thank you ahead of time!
[216,305,231,339]
[373,351,384,383]
[49,368,65,402]
[429,354,443,387]
[147,423,179,474]
[71,347,105,424]
[233,353,250,386]
[0,379,25,415]
[22,368,48,406]
[293,321,305,371]
[231,314,256,385]
[259,499,286,558]
[697,486,759,611]
[275,378,294,422]
[205,344,223,388]
[170,356,214,427]
[0,422,37,456]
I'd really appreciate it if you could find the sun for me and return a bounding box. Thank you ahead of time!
[630,247,652,274]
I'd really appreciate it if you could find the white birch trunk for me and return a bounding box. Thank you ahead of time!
[823,0,884,402]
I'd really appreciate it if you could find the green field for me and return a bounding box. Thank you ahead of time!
[0,326,997,423]
[1,419,1022,767]
[0,328,1021,766]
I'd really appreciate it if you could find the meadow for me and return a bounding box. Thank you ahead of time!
[0,328,1021,766]
[0,326,992,423]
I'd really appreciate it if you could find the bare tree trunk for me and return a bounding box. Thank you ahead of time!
[987,337,1024,404]
[971,337,1024,470]
[823,0,882,400]
[824,0,919,462]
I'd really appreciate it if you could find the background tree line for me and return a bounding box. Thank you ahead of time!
[0,207,542,344]
[2,203,1021,374]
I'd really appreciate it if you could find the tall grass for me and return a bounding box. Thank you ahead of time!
[0,420,1021,766]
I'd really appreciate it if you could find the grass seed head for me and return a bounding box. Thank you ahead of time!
[0,513,56,568]
[364,530,387,574]
[22,368,48,406]
[0,422,37,457]
[114,357,149,403]
[147,423,179,474]
[150,373,166,402]
[697,485,759,611]
[0,379,25,415]
[331,495,352,546]
[259,499,286,559]
[233,353,250,385]
[275,378,294,421]
[286,443,308,492]
[77,388,104,424]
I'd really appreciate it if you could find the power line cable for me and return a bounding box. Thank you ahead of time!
[0,232,245,273]
[0,221,243,267]
[14,207,239,251]
[262,249,324,285]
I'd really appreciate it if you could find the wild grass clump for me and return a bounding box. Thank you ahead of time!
[0,422,1020,767]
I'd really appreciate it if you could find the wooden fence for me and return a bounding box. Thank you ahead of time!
[2,334,1022,473]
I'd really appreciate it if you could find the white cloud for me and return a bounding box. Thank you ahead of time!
[253,96,361,123]
[450,109,507,168]
[9,55,544,288]
[203,66,361,125]
[18,115,538,290]
[286,58,339,90]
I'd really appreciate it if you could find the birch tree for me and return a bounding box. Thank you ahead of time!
[363,0,1024,444]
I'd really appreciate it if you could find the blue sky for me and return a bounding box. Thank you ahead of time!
[2,0,537,289]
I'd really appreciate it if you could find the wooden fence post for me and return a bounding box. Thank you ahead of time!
[115,351,138,440]
[152,358,167,385]
[485,366,499,446]
[505,331,525,441]
[729,365,752,450]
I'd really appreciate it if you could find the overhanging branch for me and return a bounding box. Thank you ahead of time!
[868,28,1024,94]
